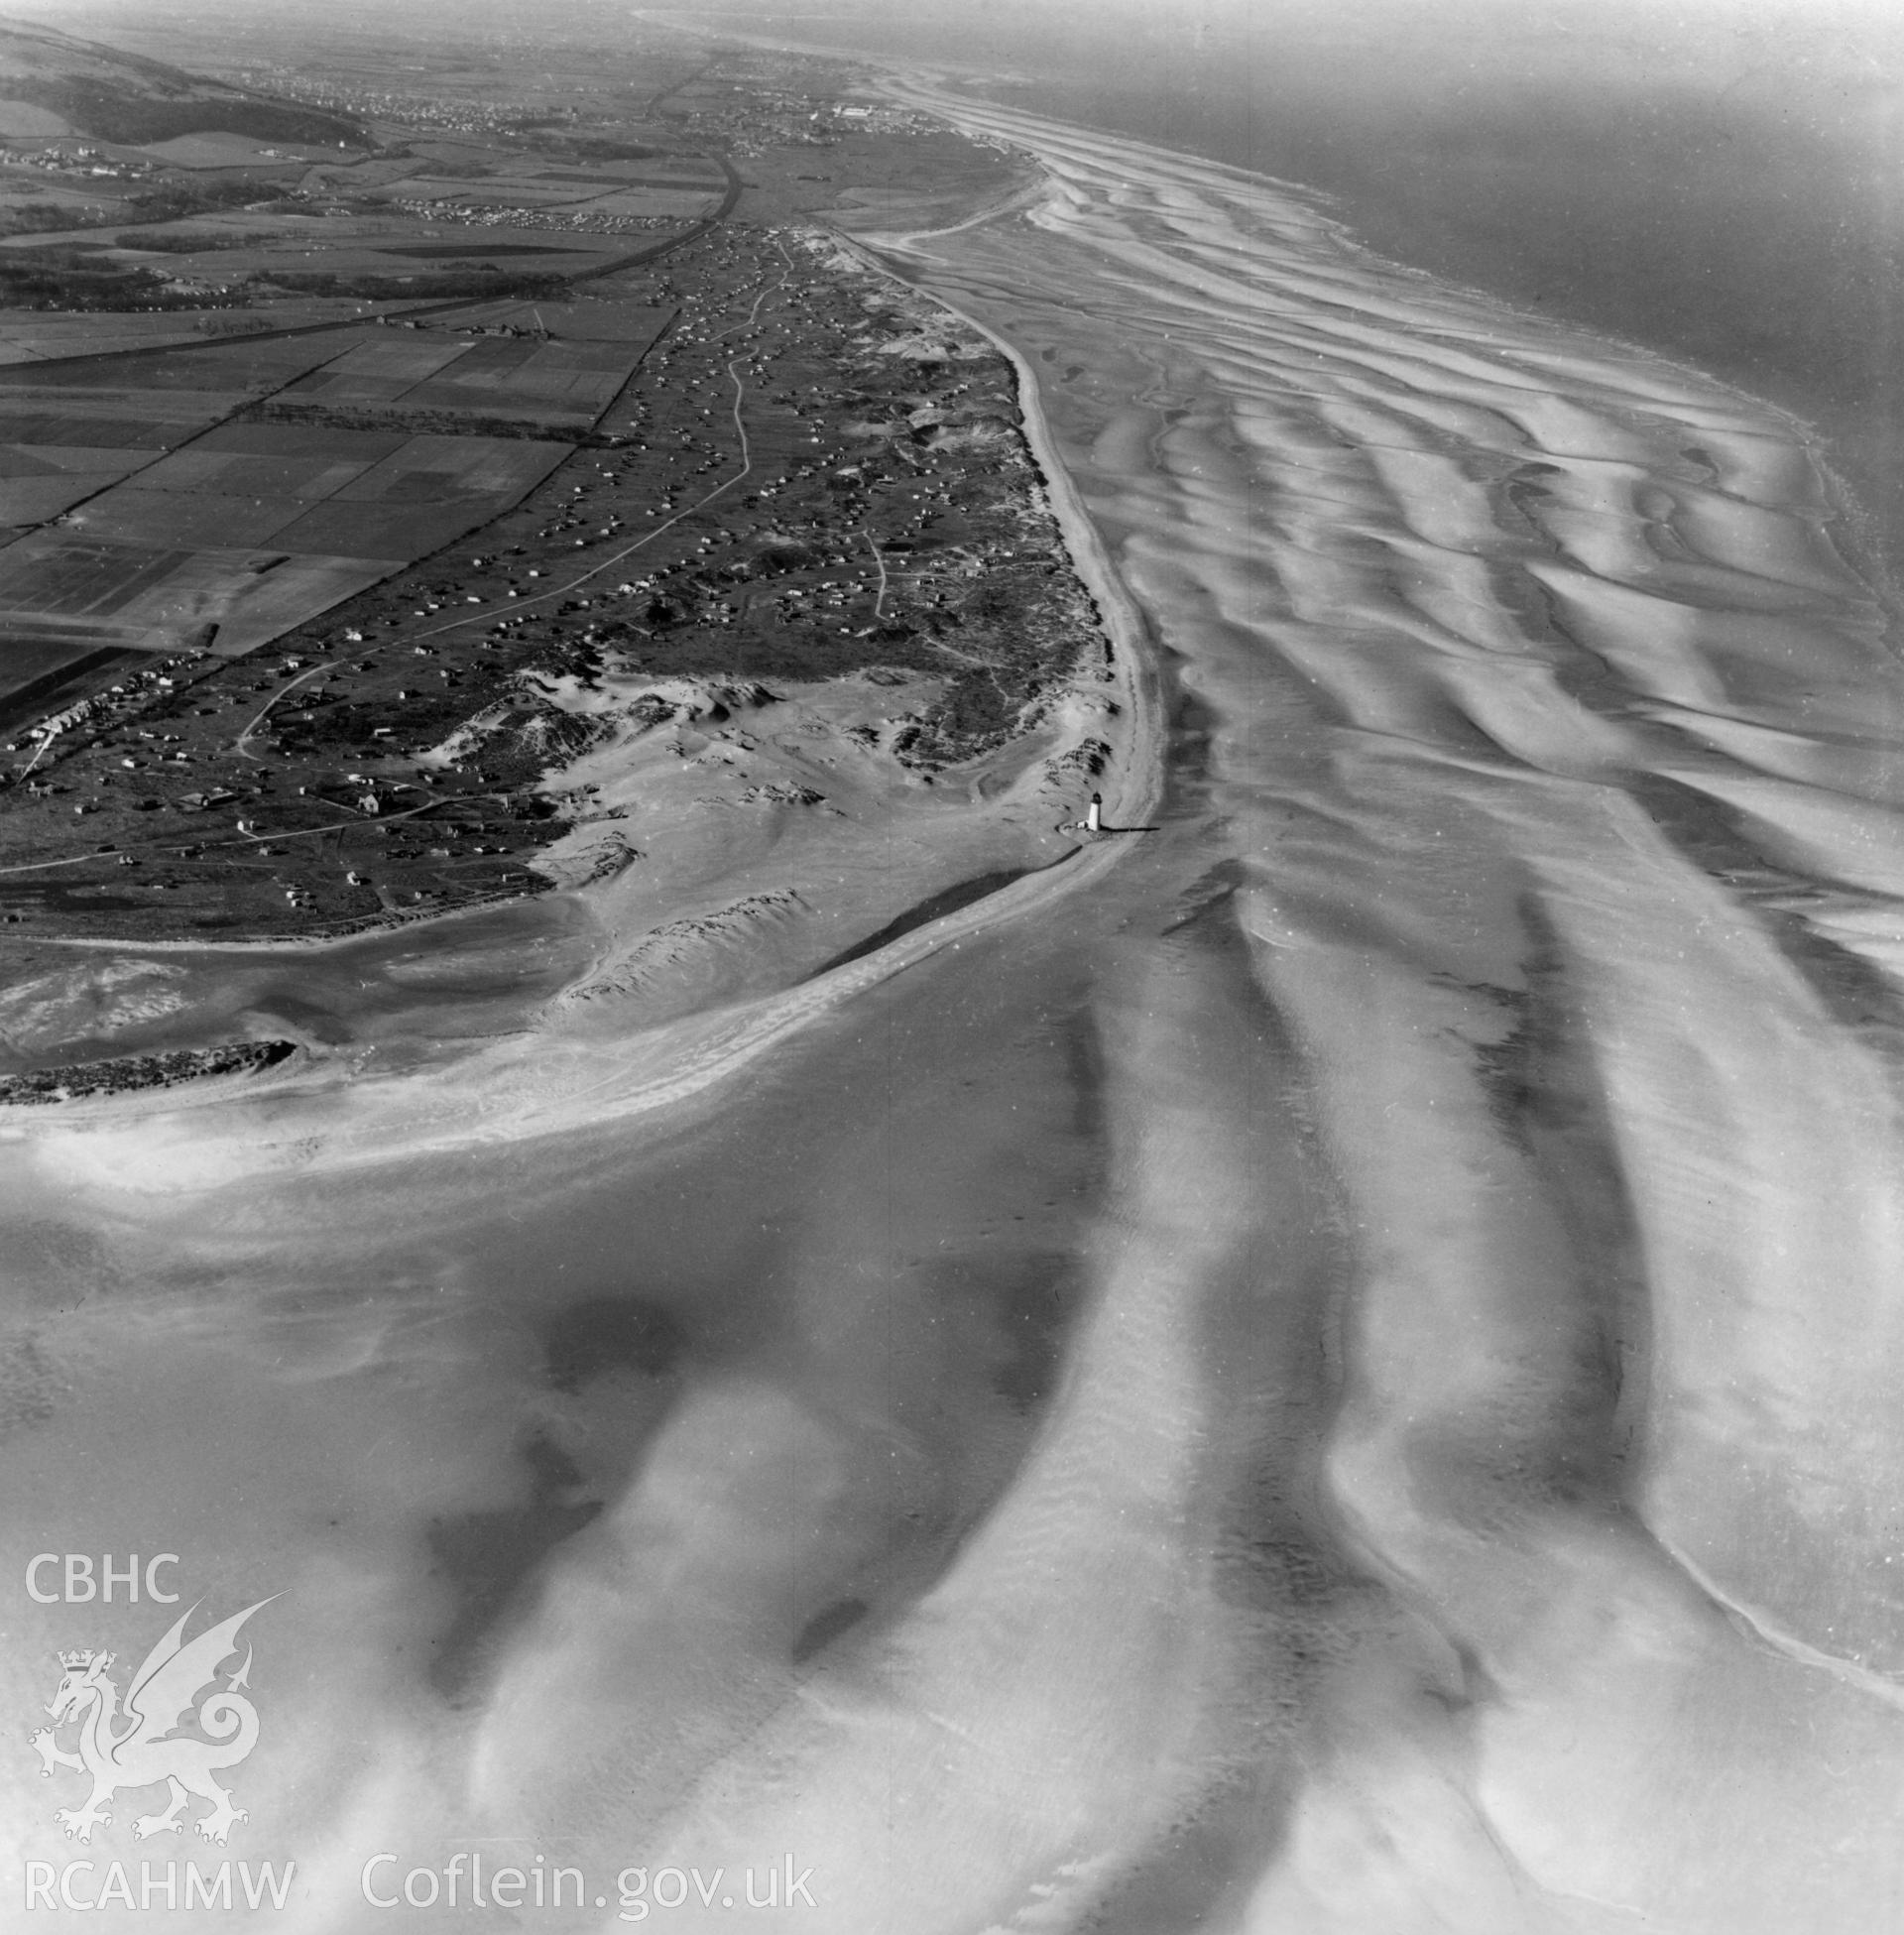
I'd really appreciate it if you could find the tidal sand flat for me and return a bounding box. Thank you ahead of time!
[5,60,1904,1935]
[847,79,1904,1927]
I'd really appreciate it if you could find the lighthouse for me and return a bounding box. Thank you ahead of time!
[1086,791,1103,832]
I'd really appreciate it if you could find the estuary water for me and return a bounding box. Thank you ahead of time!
[4,77,1904,1934]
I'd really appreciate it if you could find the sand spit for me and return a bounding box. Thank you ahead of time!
[0,228,1161,1170]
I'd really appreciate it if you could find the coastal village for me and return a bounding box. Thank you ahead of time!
[0,23,1107,957]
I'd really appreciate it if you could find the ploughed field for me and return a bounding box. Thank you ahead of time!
[0,108,718,756]
[0,29,1076,945]
[0,191,1092,941]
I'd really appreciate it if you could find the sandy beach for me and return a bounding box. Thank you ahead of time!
[5,59,1904,1935]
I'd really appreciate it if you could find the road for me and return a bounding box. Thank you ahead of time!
[402,236,794,649]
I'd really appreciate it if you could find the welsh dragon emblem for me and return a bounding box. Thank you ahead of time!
[31,1599,273,1845]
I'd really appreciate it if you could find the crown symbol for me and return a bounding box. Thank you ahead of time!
[57,1650,92,1669]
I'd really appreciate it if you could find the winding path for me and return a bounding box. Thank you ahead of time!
[398,237,796,650]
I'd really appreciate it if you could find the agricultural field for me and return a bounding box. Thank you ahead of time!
[0,328,365,549]
[0,202,1088,942]
[0,208,670,300]
[136,132,347,169]
[0,16,1082,952]
[261,325,661,427]
[103,219,645,290]
[0,285,668,712]
[0,299,426,362]
[69,426,573,557]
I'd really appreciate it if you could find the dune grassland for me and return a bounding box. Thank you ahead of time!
[0,5,1902,1933]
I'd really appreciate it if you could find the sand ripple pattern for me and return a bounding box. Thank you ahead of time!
[858,83,1904,1930]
